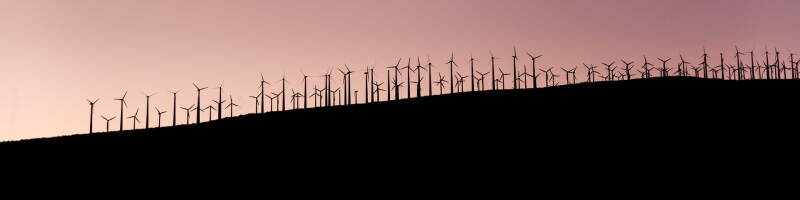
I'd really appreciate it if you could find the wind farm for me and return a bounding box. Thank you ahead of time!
[3,1,799,197]
[3,46,798,144]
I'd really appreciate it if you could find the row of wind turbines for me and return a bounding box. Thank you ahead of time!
[85,47,800,133]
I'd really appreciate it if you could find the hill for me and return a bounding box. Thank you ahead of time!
[1,77,793,193]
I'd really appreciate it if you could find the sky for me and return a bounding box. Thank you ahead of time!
[1,0,799,141]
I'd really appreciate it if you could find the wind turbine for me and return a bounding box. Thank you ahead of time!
[469,54,477,92]
[192,83,207,124]
[278,74,288,111]
[215,81,224,119]
[259,73,270,113]
[477,71,489,91]
[414,57,426,98]
[497,68,510,90]
[170,90,180,126]
[561,67,577,84]
[700,49,709,79]
[302,72,309,109]
[775,48,783,80]
[372,82,385,102]
[434,73,448,95]
[427,56,433,97]
[211,99,226,120]
[310,86,320,107]
[203,105,216,122]
[447,53,458,93]
[583,64,599,82]
[402,58,412,99]
[143,92,156,129]
[363,68,369,103]
[128,109,140,130]
[621,60,635,80]
[155,107,167,128]
[602,62,616,81]
[526,52,542,88]
[490,52,498,90]
[387,58,402,101]
[248,93,260,114]
[657,58,671,78]
[101,115,115,132]
[748,49,757,80]
[512,47,519,89]
[180,104,195,125]
[736,46,746,80]
[640,56,654,79]
[114,91,128,131]
[87,98,99,133]
[538,68,553,87]
[678,55,691,77]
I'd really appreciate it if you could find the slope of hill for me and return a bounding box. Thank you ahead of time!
[3,77,793,194]
[4,77,796,148]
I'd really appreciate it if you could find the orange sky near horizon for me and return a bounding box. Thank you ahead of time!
[1,0,799,141]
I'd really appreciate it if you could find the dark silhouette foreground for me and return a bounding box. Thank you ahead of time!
[1,78,792,195]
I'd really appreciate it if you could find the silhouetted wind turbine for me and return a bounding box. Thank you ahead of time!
[561,67,577,84]
[512,47,519,89]
[621,60,635,80]
[735,47,745,80]
[447,53,459,93]
[143,92,156,129]
[101,115,115,132]
[427,56,433,96]
[470,54,476,91]
[526,52,542,88]
[678,55,691,77]
[128,108,140,130]
[302,72,309,109]
[338,65,354,105]
[372,82,385,102]
[170,90,180,126]
[86,98,99,134]
[583,64,599,82]
[203,105,215,121]
[180,104,195,125]
[602,62,616,81]
[388,58,402,101]
[249,94,260,113]
[278,74,288,111]
[402,58,412,98]
[539,68,553,87]
[490,52,498,90]
[476,71,489,91]
[192,83,207,124]
[211,99,226,120]
[775,48,783,79]
[155,107,166,128]
[259,73,270,113]
[747,49,756,80]
[414,57,426,98]
[700,49,709,79]
[215,81,224,119]
[497,68,510,90]
[310,86,321,107]
[114,91,128,131]
[434,73,448,95]
[720,52,726,80]
[657,58,671,78]
[225,95,238,117]
[363,68,369,103]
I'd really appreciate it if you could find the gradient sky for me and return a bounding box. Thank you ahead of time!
[1,0,799,141]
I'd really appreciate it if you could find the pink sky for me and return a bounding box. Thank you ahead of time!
[1,0,799,141]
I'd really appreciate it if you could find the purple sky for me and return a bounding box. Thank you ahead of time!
[1,0,799,140]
